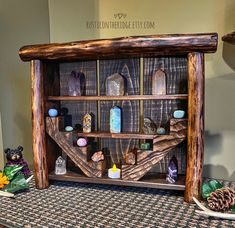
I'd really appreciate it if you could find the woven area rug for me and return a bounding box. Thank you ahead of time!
[0,179,235,228]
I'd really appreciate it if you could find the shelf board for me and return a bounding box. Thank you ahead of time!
[47,94,188,101]
[49,171,185,191]
[76,131,159,140]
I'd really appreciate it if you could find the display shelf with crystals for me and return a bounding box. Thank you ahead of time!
[19,33,218,202]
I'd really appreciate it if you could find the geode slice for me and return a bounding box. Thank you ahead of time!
[166,156,178,183]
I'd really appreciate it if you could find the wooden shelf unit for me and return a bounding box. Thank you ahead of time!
[19,33,218,203]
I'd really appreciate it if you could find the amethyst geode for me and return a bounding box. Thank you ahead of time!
[166,156,178,183]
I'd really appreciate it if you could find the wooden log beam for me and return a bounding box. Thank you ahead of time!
[122,119,187,181]
[19,33,217,61]
[46,117,105,177]
[185,52,204,203]
[31,60,49,189]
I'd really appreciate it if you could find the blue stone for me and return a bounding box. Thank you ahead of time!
[110,106,121,133]
[65,126,73,132]
[173,110,185,119]
[48,108,58,117]
[157,127,166,135]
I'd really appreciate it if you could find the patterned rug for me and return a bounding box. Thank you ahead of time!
[0,179,234,228]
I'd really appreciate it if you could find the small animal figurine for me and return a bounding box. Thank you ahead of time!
[4,146,30,177]
[143,117,157,134]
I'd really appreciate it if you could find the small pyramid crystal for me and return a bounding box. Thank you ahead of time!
[55,156,67,175]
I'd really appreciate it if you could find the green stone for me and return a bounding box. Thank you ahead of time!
[231,205,235,213]
[202,180,223,199]
[140,143,150,150]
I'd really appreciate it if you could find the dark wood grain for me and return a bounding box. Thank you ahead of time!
[44,63,61,173]
[143,56,188,174]
[19,33,218,61]
[46,117,105,177]
[49,171,186,191]
[122,119,187,181]
[31,60,49,189]
[222,31,235,45]
[185,52,204,203]
[99,59,140,166]
[47,94,188,101]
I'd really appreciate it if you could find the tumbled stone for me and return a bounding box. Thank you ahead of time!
[91,151,104,162]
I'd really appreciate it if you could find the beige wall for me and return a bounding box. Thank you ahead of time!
[49,0,235,181]
[0,0,50,168]
[0,113,4,170]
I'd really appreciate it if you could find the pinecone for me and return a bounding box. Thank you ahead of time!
[207,187,235,211]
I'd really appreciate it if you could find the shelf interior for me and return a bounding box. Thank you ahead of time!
[49,171,185,191]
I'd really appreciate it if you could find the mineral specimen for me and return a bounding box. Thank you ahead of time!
[105,73,125,96]
[166,156,178,183]
[91,151,104,162]
[110,106,121,133]
[83,113,92,133]
[55,156,66,175]
[143,117,157,134]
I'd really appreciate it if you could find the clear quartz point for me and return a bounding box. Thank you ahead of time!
[55,156,67,175]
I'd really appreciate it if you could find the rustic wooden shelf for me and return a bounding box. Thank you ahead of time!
[77,131,159,140]
[222,32,235,45]
[48,94,188,101]
[49,171,186,191]
[20,33,218,203]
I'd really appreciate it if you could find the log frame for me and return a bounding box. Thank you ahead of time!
[185,52,204,202]
[19,33,217,61]
[31,60,49,189]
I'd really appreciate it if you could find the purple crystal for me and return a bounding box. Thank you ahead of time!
[166,156,178,183]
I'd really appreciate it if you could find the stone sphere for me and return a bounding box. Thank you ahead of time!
[48,108,58,117]
[77,138,87,147]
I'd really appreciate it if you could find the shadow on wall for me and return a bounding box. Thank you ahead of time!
[222,42,235,70]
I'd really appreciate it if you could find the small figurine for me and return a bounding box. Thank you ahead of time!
[91,151,104,162]
[110,106,121,133]
[4,146,30,177]
[105,73,125,96]
[55,156,66,175]
[83,113,92,133]
[166,156,178,184]
[143,117,157,134]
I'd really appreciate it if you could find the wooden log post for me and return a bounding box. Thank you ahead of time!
[31,60,49,189]
[185,52,204,202]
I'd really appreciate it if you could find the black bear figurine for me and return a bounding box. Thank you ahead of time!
[4,146,30,177]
